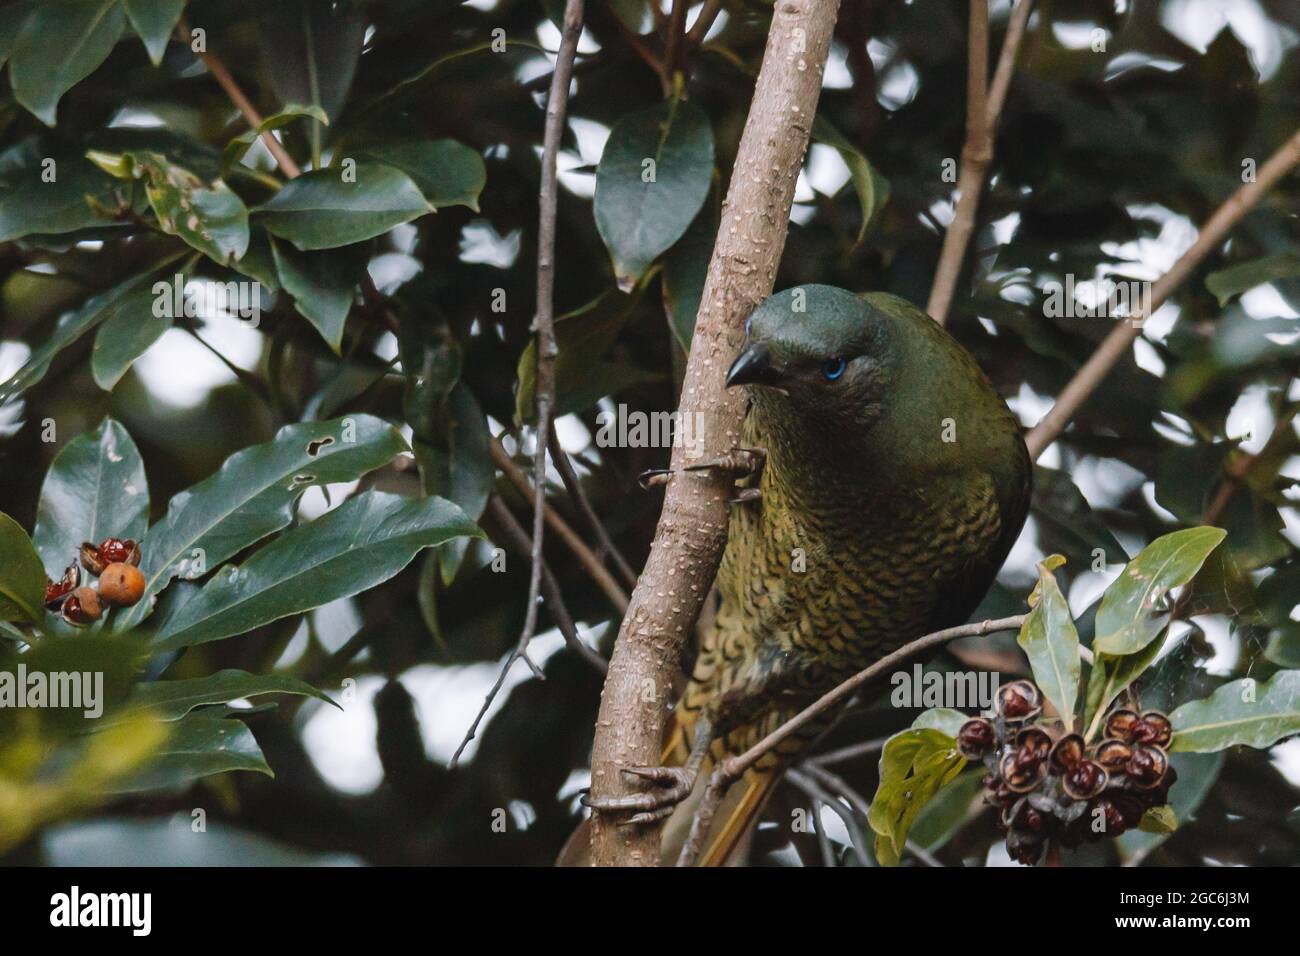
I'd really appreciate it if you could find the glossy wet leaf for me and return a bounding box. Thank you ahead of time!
[113,714,272,792]
[152,491,482,650]
[255,164,433,250]
[1018,562,1081,723]
[119,669,335,722]
[90,287,174,389]
[911,707,968,737]
[270,237,364,352]
[359,139,486,210]
[8,0,125,126]
[32,418,149,574]
[0,512,46,624]
[867,727,965,866]
[122,0,186,65]
[1169,670,1300,752]
[594,100,713,288]
[115,415,408,632]
[1093,527,1227,655]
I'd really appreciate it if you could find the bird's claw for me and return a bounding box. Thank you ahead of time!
[583,765,697,823]
[638,468,671,490]
[729,487,762,506]
[683,447,766,480]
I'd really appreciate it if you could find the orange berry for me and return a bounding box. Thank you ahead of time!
[99,562,145,606]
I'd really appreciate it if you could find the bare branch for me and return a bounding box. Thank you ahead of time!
[547,424,638,590]
[1025,126,1300,460]
[926,0,1035,325]
[452,4,585,763]
[489,437,629,612]
[676,615,1025,865]
[588,0,844,866]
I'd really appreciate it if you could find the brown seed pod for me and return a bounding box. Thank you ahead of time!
[1063,759,1109,800]
[958,718,998,758]
[1104,708,1140,743]
[62,587,102,626]
[1000,750,1045,793]
[1126,745,1169,790]
[44,564,81,607]
[996,680,1042,721]
[99,562,145,606]
[79,541,107,576]
[1090,797,1127,837]
[1134,711,1173,748]
[1095,738,1134,772]
[1050,733,1086,773]
[1015,726,1051,759]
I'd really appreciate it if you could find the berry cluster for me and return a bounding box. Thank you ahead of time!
[43,537,145,626]
[958,680,1176,865]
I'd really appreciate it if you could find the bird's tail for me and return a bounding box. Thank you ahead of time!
[555,707,781,866]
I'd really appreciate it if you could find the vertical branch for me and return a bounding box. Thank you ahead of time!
[926,0,1035,325]
[1025,126,1300,460]
[588,0,843,866]
[527,0,584,649]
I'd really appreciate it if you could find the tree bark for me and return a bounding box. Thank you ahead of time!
[588,0,843,866]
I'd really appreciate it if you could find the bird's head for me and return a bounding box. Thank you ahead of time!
[726,284,893,429]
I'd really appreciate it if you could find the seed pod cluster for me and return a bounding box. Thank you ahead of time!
[43,537,145,626]
[958,680,1176,865]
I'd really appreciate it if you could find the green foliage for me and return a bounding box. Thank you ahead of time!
[868,722,965,866]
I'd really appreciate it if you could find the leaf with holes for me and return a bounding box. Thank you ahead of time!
[114,415,408,632]
[152,491,482,650]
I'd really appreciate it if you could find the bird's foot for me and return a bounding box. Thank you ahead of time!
[582,765,698,824]
[683,446,766,480]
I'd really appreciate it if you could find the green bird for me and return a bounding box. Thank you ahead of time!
[574,285,1032,865]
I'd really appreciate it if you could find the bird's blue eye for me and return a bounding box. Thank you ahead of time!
[822,357,847,381]
[744,316,754,337]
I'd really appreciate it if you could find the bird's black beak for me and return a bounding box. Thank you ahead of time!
[726,343,783,388]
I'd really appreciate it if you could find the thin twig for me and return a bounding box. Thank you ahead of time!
[794,764,872,865]
[181,20,302,179]
[484,494,607,673]
[677,615,1025,865]
[1202,402,1299,526]
[489,437,629,612]
[663,0,689,76]
[926,0,1034,325]
[808,736,892,767]
[685,0,725,49]
[1026,126,1300,460]
[547,423,639,589]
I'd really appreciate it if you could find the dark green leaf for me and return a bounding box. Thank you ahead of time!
[359,140,486,211]
[662,195,715,351]
[118,669,334,721]
[90,287,173,389]
[1031,465,1128,565]
[255,164,433,250]
[908,768,983,852]
[0,512,46,624]
[270,237,364,352]
[0,158,120,242]
[113,714,271,792]
[1170,670,1300,752]
[1083,631,1167,740]
[812,116,890,244]
[0,2,35,68]
[1205,252,1300,306]
[115,415,408,632]
[32,418,149,574]
[258,0,365,122]
[594,100,714,289]
[8,0,125,126]
[122,0,186,66]
[152,491,482,650]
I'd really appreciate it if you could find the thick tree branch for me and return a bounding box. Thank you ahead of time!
[587,0,843,866]
[676,615,1026,866]
[926,0,1034,325]
[1026,126,1300,460]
